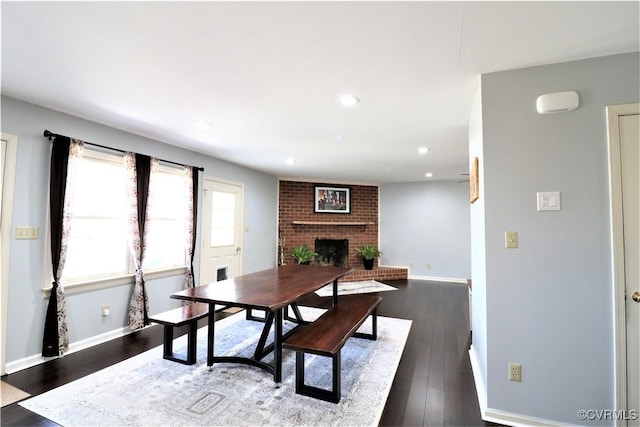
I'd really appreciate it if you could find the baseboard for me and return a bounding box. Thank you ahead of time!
[5,325,135,374]
[408,274,469,284]
[482,408,572,427]
[468,345,488,411]
[5,353,50,375]
[468,345,570,427]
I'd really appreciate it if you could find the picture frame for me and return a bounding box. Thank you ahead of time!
[314,186,350,213]
[470,157,479,204]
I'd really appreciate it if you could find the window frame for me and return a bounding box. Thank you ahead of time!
[142,162,192,272]
[41,147,188,296]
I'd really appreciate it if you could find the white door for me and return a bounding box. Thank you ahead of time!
[199,178,243,285]
[0,133,18,375]
[620,112,639,426]
[0,137,6,376]
[608,104,639,426]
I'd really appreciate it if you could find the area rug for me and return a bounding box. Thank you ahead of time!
[20,306,411,426]
[1,381,30,407]
[314,280,397,297]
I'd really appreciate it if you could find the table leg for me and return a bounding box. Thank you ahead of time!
[254,311,275,360]
[289,303,304,323]
[333,279,339,306]
[274,308,283,383]
[207,303,215,368]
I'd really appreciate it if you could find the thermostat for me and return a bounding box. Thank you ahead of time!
[537,192,561,211]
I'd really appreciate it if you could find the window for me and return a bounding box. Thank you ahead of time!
[210,190,236,247]
[62,152,128,282]
[60,149,189,286]
[143,165,190,270]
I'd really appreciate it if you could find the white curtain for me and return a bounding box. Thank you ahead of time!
[183,166,195,289]
[42,138,83,357]
[124,152,158,330]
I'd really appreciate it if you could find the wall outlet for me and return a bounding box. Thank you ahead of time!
[509,363,522,382]
[426,263,432,269]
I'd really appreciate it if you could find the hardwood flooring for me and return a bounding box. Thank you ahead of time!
[1,279,495,426]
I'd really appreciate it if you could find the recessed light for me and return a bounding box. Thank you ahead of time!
[425,172,433,178]
[339,94,360,107]
[286,158,296,165]
[418,147,431,154]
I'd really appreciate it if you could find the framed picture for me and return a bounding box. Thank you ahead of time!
[314,186,350,213]
[470,157,479,204]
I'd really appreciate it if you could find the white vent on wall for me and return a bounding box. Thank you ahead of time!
[536,91,579,114]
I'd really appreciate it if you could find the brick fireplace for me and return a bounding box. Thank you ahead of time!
[278,180,407,282]
[315,238,349,267]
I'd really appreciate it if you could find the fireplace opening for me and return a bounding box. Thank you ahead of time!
[315,238,348,267]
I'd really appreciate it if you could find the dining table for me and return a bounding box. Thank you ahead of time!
[171,264,352,383]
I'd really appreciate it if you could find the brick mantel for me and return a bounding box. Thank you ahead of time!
[278,181,379,268]
[278,180,408,282]
[291,221,373,226]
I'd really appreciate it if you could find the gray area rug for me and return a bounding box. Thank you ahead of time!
[314,280,397,297]
[20,306,411,426]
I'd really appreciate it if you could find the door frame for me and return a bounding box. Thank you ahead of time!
[607,102,639,422]
[1,133,18,375]
[199,176,244,283]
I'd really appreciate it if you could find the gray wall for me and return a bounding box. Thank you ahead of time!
[380,181,470,279]
[471,52,639,424]
[2,96,278,365]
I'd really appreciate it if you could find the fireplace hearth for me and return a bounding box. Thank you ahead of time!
[315,238,348,267]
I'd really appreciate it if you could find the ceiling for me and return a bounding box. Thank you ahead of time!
[2,2,638,184]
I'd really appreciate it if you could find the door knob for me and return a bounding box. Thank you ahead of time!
[632,291,640,303]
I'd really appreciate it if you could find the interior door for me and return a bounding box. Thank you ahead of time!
[0,137,6,376]
[1,133,18,375]
[199,178,243,285]
[608,104,639,426]
[619,112,639,426]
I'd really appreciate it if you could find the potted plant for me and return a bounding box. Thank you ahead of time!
[356,244,382,270]
[290,245,317,265]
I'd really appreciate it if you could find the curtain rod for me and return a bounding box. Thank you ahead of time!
[43,130,204,172]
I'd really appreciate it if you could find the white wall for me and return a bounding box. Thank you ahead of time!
[468,83,488,409]
[380,180,470,279]
[1,96,278,367]
[472,52,639,425]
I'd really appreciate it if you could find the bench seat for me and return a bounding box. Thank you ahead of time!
[148,302,209,365]
[283,294,382,403]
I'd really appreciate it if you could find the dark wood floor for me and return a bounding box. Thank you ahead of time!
[1,279,494,426]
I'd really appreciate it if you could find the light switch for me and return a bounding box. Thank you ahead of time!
[505,231,518,249]
[537,192,561,211]
[16,226,39,240]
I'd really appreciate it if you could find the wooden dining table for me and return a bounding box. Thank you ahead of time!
[171,264,352,383]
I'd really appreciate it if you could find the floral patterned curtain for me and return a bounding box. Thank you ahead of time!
[42,137,84,357]
[184,166,198,289]
[125,152,157,330]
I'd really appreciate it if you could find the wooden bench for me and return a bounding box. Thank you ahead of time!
[283,294,382,403]
[148,303,209,365]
